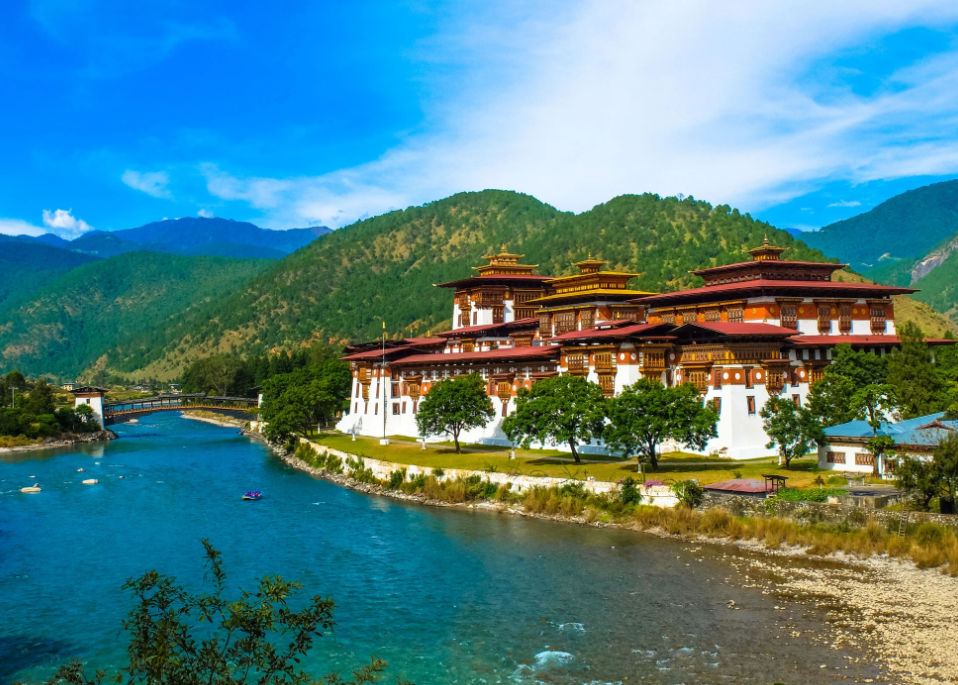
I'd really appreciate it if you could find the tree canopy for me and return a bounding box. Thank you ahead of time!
[761,396,823,469]
[603,379,718,471]
[415,374,494,453]
[503,375,606,464]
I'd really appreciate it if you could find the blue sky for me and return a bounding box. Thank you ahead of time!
[3,1,958,238]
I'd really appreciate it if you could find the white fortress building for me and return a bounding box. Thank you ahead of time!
[337,241,950,459]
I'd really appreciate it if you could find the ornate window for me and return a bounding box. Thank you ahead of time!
[598,373,615,397]
[817,306,831,334]
[566,353,586,374]
[687,370,709,393]
[392,403,400,415]
[746,396,756,414]
[660,312,676,324]
[580,308,595,330]
[704,309,721,322]
[792,394,801,406]
[496,381,512,401]
[492,306,505,324]
[727,308,744,324]
[539,313,552,337]
[839,304,852,335]
[554,311,577,335]
[595,351,613,371]
[515,307,537,320]
[870,306,887,334]
[712,397,722,414]
[855,452,875,466]
[826,451,845,464]
[780,304,797,329]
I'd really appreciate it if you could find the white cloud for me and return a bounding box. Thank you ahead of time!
[203,0,958,228]
[42,209,94,239]
[197,208,213,218]
[0,218,46,237]
[122,170,172,198]
[827,200,862,207]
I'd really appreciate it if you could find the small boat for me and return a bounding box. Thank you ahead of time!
[82,479,98,485]
[242,491,263,501]
[77,468,85,472]
[21,484,41,493]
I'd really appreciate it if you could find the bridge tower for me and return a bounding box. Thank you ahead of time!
[71,386,108,429]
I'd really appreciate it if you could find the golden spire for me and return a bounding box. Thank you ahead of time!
[748,235,787,262]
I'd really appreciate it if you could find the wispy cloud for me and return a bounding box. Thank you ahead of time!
[42,209,93,239]
[201,1,958,229]
[197,208,213,218]
[828,200,862,207]
[122,170,172,199]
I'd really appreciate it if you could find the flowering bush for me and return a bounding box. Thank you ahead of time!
[643,480,665,487]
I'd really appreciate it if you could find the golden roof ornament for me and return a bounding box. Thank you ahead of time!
[747,235,788,262]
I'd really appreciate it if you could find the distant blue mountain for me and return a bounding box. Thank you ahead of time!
[10,216,333,259]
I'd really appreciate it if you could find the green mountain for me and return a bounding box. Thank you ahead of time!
[801,179,958,271]
[0,238,100,312]
[0,252,274,378]
[96,191,834,379]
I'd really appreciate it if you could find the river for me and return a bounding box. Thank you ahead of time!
[0,413,877,684]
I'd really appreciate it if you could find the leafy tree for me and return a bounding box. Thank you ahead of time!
[807,344,888,426]
[867,434,898,478]
[760,397,824,469]
[935,433,958,514]
[49,540,408,685]
[23,378,56,416]
[895,456,939,511]
[603,379,718,471]
[887,322,948,418]
[503,375,606,464]
[260,359,351,443]
[415,374,494,453]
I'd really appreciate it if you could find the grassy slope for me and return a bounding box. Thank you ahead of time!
[802,179,958,271]
[0,252,273,378]
[833,269,958,337]
[116,190,829,378]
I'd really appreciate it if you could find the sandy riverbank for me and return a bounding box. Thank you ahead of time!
[181,411,248,428]
[0,430,117,455]
[257,433,958,684]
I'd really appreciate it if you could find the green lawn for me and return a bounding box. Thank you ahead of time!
[308,433,823,487]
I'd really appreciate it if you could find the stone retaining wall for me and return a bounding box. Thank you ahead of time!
[300,438,680,507]
[703,492,958,531]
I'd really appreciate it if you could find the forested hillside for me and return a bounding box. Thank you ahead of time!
[0,252,273,377]
[0,239,99,312]
[99,191,831,379]
[801,179,958,271]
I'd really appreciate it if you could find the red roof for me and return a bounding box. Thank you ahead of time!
[789,335,956,347]
[390,345,561,366]
[635,279,917,305]
[673,321,801,337]
[703,479,772,494]
[341,338,445,361]
[437,318,538,338]
[690,260,845,276]
[434,274,552,288]
[548,322,672,342]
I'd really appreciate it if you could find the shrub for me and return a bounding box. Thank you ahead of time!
[560,482,588,499]
[619,477,642,506]
[671,480,705,509]
[407,473,427,490]
[388,469,407,490]
[325,454,343,474]
[346,457,378,485]
[775,487,844,503]
[432,467,445,478]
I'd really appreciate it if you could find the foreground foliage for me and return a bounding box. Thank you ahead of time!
[47,540,408,685]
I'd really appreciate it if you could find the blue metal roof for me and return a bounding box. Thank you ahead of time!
[824,412,958,448]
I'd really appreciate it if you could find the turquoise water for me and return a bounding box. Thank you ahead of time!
[1,414,873,684]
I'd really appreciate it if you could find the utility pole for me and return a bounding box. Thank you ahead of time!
[380,321,389,446]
